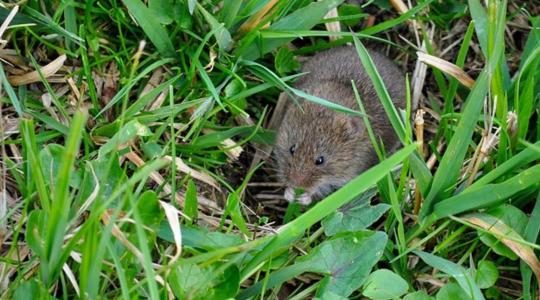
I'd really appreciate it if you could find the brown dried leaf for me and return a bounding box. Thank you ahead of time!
[462,213,540,284]
[163,155,220,189]
[417,52,475,88]
[8,54,67,86]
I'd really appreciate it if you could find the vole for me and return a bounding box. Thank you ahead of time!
[274,46,405,205]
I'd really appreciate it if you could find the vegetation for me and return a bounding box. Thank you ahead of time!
[0,0,539,299]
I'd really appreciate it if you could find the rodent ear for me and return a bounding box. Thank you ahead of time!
[336,114,366,136]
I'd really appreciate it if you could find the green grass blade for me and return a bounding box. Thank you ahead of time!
[121,0,175,58]
[415,250,484,300]
[419,1,507,219]
[0,63,24,117]
[198,4,232,51]
[44,112,87,284]
[237,0,344,60]
[521,191,540,300]
[469,140,540,190]
[20,119,50,212]
[96,58,175,118]
[432,164,540,219]
[352,36,406,142]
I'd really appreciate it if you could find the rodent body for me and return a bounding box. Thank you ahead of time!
[274,46,406,205]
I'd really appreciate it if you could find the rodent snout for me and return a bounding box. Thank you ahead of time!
[288,172,308,188]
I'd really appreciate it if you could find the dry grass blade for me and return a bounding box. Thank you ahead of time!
[324,7,340,41]
[0,5,18,44]
[8,54,67,86]
[417,51,475,88]
[159,201,182,261]
[101,210,145,261]
[238,0,279,33]
[461,214,540,285]
[163,155,220,189]
[62,263,80,297]
[389,0,408,14]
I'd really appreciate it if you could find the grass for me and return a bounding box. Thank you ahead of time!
[0,0,539,299]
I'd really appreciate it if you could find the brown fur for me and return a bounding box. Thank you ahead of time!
[274,46,405,204]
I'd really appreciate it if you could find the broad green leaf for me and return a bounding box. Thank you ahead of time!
[98,120,152,158]
[185,179,199,224]
[313,232,387,297]
[337,3,364,26]
[479,205,527,260]
[148,0,175,24]
[404,290,434,300]
[121,0,175,57]
[198,4,232,51]
[137,191,163,228]
[362,269,409,299]
[221,0,242,28]
[39,144,82,188]
[158,224,244,251]
[322,189,390,236]
[415,251,484,300]
[239,231,387,299]
[168,262,239,300]
[275,47,300,75]
[436,283,471,300]
[475,260,499,289]
[13,279,48,300]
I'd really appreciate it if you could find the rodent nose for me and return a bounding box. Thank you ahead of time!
[289,172,307,187]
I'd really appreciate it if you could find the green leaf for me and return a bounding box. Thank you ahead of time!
[362,269,409,299]
[322,189,390,236]
[185,179,199,224]
[137,191,163,228]
[415,251,484,300]
[121,0,175,57]
[40,144,82,188]
[98,120,152,158]
[198,4,232,51]
[239,231,388,299]
[312,232,387,297]
[13,279,49,300]
[404,290,434,300]
[436,283,471,300]
[477,204,528,260]
[337,3,364,26]
[275,47,300,75]
[475,260,499,289]
[148,0,175,24]
[168,262,239,299]
[158,224,244,251]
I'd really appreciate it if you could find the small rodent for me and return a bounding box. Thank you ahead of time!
[274,46,406,205]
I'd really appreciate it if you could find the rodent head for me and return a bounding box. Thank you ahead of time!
[274,103,372,205]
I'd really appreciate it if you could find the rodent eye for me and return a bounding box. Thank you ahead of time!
[289,144,296,155]
[315,156,325,165]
